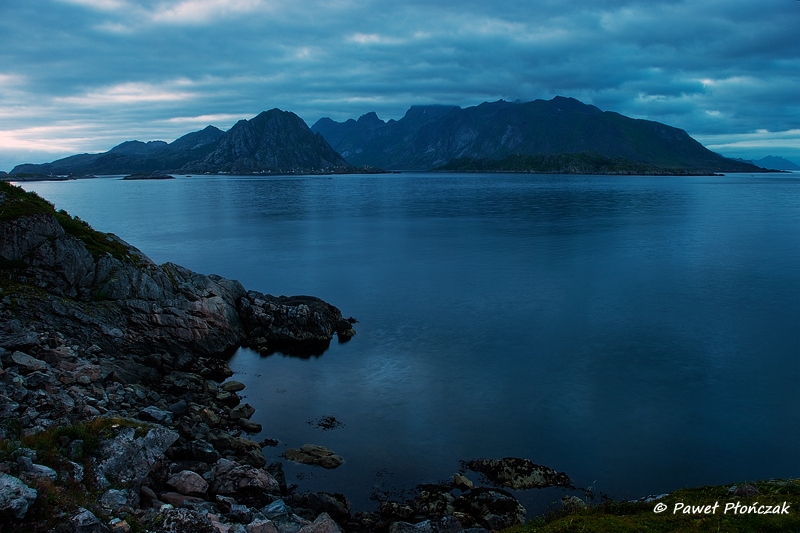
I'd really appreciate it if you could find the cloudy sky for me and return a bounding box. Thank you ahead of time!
[1,0,798,171]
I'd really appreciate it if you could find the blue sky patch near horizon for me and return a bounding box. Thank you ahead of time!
[1,0,799,170]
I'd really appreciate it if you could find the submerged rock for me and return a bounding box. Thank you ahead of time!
[463,457,571,490]
[285,444,344,469]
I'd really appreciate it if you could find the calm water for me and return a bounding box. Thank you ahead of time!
[19,173,800,513]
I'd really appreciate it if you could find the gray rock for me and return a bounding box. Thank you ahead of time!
[230,503,253,523]
[222,380,246,393]
[230,403,256,420]
[168,399,189,415]
[100,489,131,513]
[160,491,205,508]
[454,473,473,491]
[96,426,180,491]
[303,492,351,523]
[190,439,221,463]
[138,405,174,425]
[239,419,263,433]
[455,488,525,530]
[9,351,48,372]
[0,472,37,519]
[168,470,209,496]
[211,459,280,507]
[463,457,571,490]
[159,508,216,533]
[70,507,110,533]
[298,513,342,533]
[246,520,279,533]
[284,444,343,469]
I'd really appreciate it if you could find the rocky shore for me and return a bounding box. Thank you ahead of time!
[0,181,561,532]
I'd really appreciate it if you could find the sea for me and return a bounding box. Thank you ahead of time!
[18,172,800,515]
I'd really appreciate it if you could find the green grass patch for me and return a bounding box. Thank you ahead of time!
[505,480,800,533]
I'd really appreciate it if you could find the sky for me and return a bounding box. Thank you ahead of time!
[1,0,799,171]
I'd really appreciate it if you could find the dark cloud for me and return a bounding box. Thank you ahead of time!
[1,0,798,169]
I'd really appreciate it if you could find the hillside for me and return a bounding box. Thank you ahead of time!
[10,110,353,176]
[312,97,763,173]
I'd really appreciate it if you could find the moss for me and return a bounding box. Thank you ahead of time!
[505,480,800,533]
[0,181,141,266]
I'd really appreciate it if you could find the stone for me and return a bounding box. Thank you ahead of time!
[0,472,37,519]
[159,508,216,533]
[95,426,180,491]
[245,520,279,533]
[454,473,474,491]
[168,470,209,496]
[238,419,262,433]
[463,457,571,490]
[210,459,280,507]
[389,516,462,533]
[169,399,189,416]
[138,405,174,425]
[298,513,343,533]
[229,503,253,524]
[100,489,130,513]
[160,491,205,508]
[109,518,132,533]
[284,444,343,469]
[70,507,109,533]
[221,380,246,393]
[230,403,256,420]
[190,440,221,463]
[561,495,587,512]
[455,488,525,530]
[303,492,351,523]
[9,351,47,372]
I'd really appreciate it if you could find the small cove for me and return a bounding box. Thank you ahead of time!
[19,172,800,516]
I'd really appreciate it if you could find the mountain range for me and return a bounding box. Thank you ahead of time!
[311,97,760,173]
[11,109,351,176]
[10,97,769,176]
[735,156,800,171]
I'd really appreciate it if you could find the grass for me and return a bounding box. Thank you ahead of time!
[0,180,141,265]
[0,418,152,531]
[505,480,800,533]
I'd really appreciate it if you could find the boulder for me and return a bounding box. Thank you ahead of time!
[0,473,37,519]
[298,512,343,533]
[210,459,281,507]
[95,426,180,491]
[455,488,525,530]
[463,457,571,490]
[284,444,343,469]
[167,470,209,496]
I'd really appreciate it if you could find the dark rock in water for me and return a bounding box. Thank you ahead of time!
[238,418,262,433]
[285,444,344,469]
[463,457,571,489]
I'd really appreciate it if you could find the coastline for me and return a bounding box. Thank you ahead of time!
[1,180,796,532]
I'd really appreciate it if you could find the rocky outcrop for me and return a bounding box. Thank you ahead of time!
[463,457,572,490]
[0,181,353,361]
